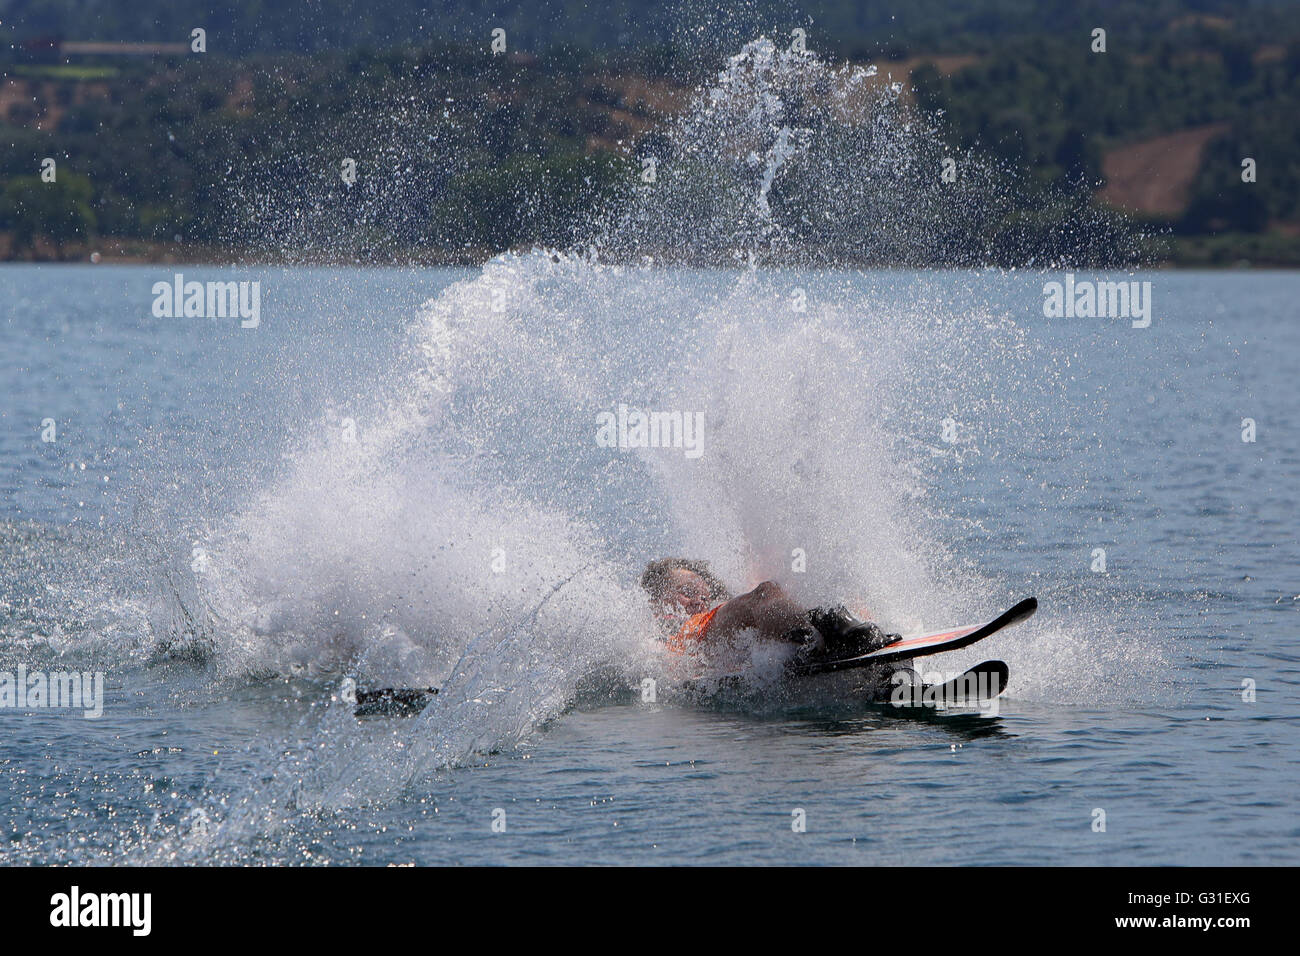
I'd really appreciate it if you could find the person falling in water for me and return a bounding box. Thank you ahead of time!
[639,557,901,664]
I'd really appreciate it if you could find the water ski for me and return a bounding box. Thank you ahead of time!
[789,597,1036,676]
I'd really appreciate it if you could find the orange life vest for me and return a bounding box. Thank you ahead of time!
[665,605,721,654]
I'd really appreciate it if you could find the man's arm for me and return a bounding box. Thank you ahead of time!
[706,580,808,642]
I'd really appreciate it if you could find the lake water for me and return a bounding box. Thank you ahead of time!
[0,262,1296,865]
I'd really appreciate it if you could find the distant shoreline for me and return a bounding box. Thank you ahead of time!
[1,239,1293,270]
[0,234,498,268]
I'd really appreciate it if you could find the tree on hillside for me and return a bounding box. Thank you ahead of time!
[0,173,98,259]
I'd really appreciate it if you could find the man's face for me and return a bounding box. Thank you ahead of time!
[664,568,711,615]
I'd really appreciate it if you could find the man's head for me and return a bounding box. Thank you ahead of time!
[640,558,730,616]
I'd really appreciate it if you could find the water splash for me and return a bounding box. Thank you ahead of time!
[89,38,1169,861]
